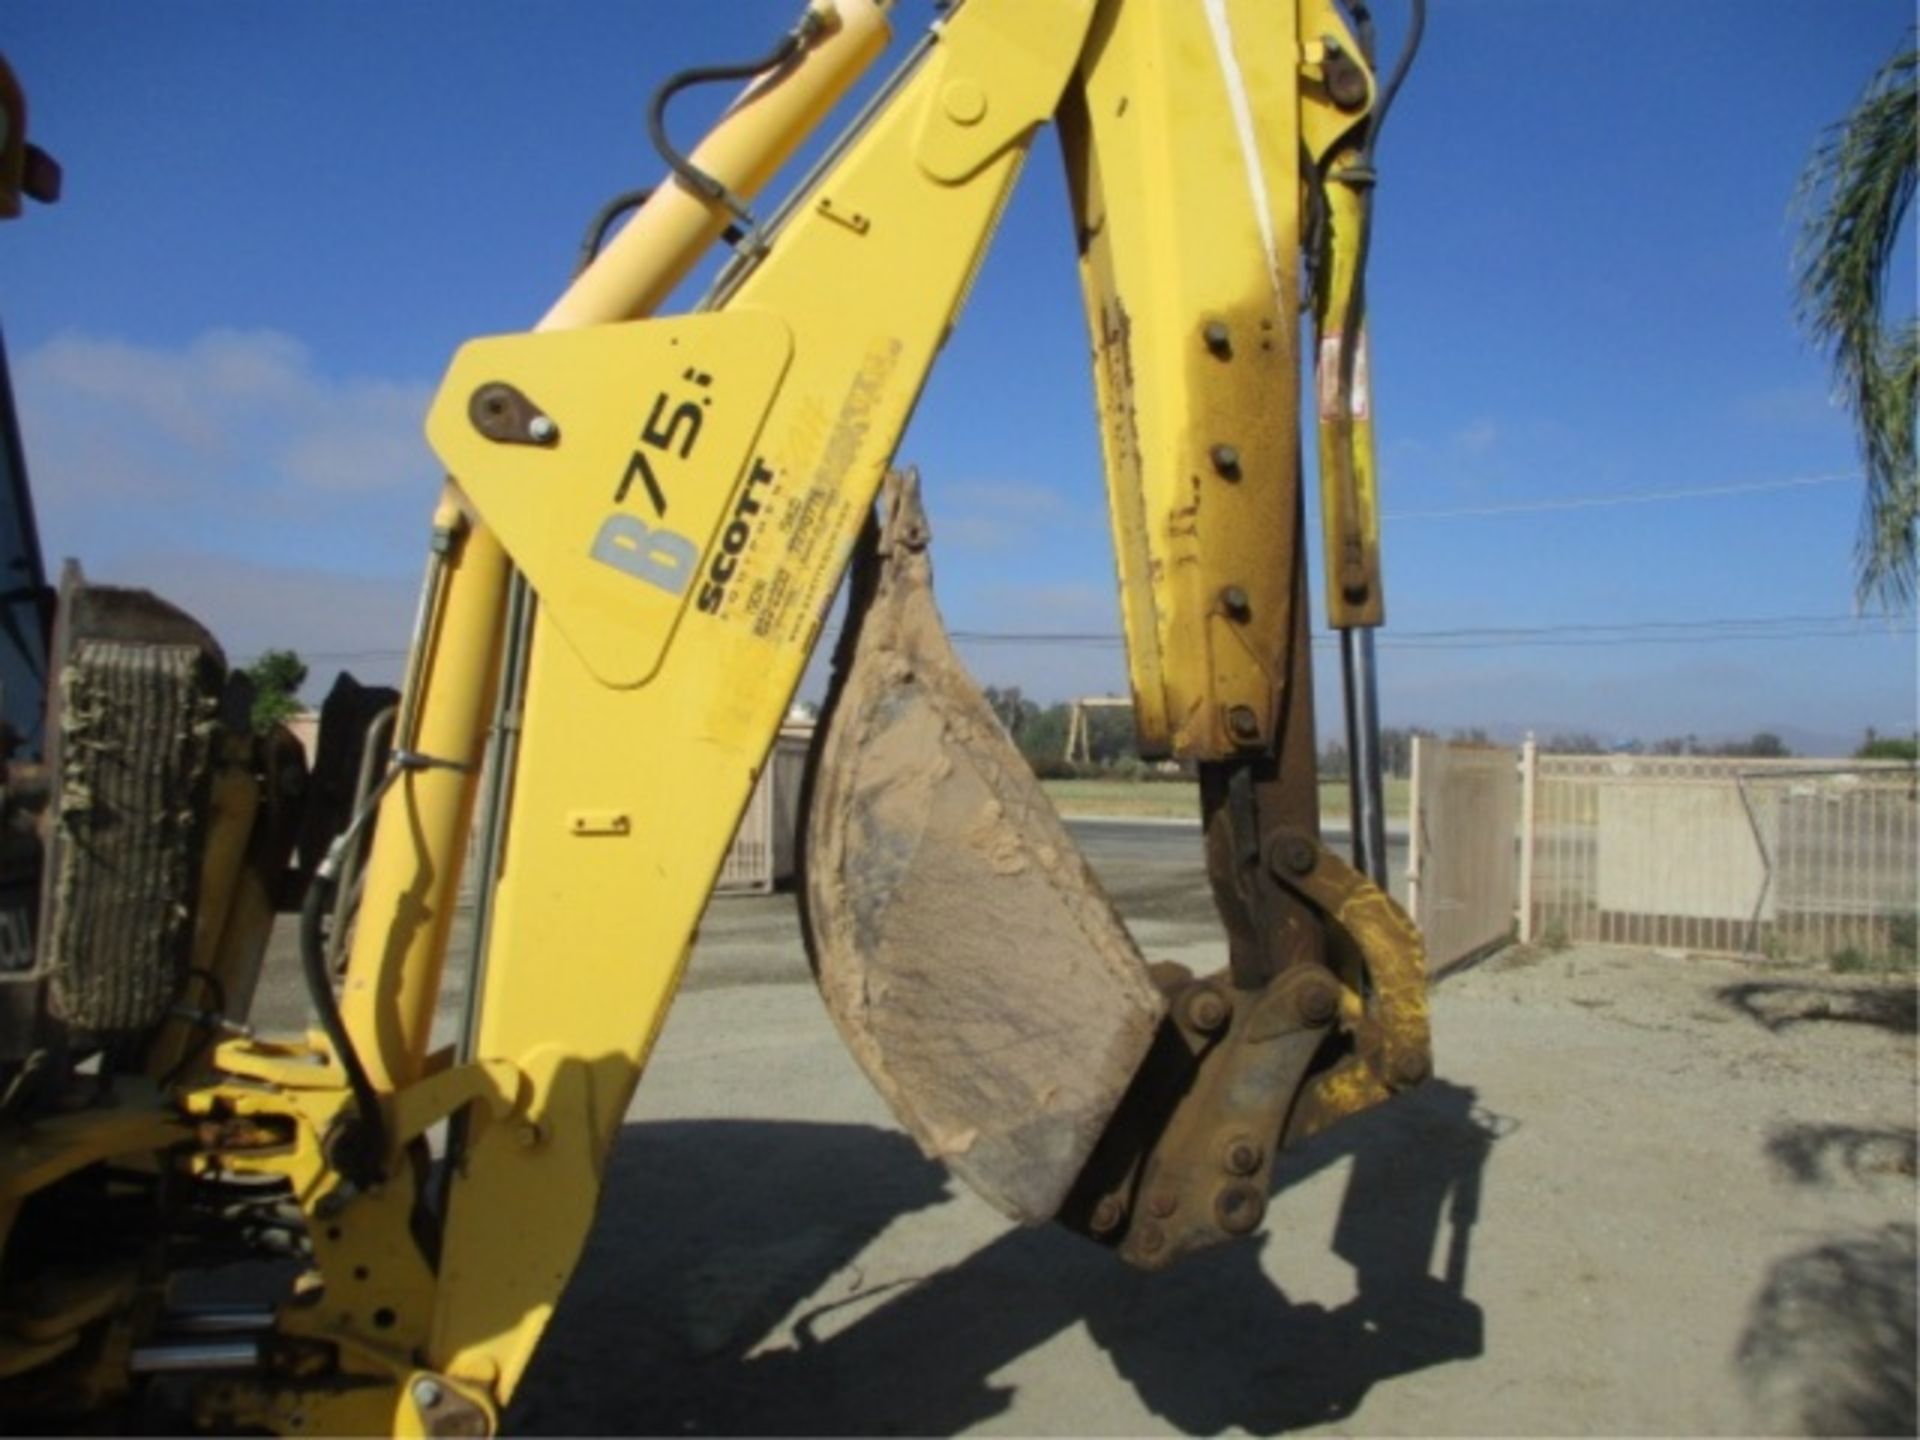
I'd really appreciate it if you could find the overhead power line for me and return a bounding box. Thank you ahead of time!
[1382,471,1856,521]
[277,610,1911,669]
[949,612,1915,652]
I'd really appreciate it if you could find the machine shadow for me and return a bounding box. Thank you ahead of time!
[510,1080,1500,1436]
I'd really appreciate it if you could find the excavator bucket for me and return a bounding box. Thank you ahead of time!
[802,470,1165,1223]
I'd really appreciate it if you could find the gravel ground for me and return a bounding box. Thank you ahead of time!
[252,826,1918,1435]
[502,944,1915,1436]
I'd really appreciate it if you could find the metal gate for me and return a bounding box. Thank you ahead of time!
[1408,736,1520,971]
[1523,752,1917,965]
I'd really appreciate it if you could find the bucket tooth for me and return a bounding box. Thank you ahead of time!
[802,469,1164,1222]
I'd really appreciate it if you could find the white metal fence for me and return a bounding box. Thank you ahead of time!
[717,723,816,895]
[1408,736,1520,971]
[1522,750,1918,966]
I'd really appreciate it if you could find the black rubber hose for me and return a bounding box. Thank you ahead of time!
[574,186,745,277]
[299,870,388,1187]
[577,188,653,274]
[645,26,808,216]
[1369,0,1427,153]
[1337,0,1426,418]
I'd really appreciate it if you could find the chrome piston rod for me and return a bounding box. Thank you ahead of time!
[1339,626,1390,888]
[129,1339,262,1374]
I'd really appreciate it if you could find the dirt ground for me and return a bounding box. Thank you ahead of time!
[247,822,1916,1435]
[496,936,1917,1436]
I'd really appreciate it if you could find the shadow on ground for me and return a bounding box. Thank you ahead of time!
[1716,980,1917,1036]
[1738,1223,1917,1436]
[1765,1123,1918,1188]
[510,1081,1499,1435]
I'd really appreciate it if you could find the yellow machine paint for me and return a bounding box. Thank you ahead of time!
[0,0,1420,1430]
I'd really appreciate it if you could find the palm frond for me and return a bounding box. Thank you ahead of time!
[1794,40,1918,612]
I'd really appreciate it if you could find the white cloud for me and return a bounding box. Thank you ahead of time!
[16,328,437,557]
[925,478,1074,552]
[1451,417,1500,456]
[106,551,418,690]
[12,328,441,687]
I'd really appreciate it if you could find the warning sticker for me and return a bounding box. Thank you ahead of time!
[708,337,902,651]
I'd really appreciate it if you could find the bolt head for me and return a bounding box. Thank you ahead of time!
[1134,1221,1166,1256]
[1203,321,1232,356]
[527,415,557,444]
[1279,836,1317,876]
[1221,585,1251,620]
[1222,1135,1263,1177]
[1210,443,1241,478]
[1089,1195,1126,1234]
[1297,979,1339,1025]
[1184,986,1229,1034]
[411,1377,444,1410]
[1227,706,1261,744]
[1213,1182,1266,1236]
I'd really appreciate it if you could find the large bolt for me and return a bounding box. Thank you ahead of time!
[1322,43,1370,111]
[1089,1196,1126,1235]
[1203,321,1232,357]
[1183,986,1229,1034]
[1220,585,1251,621]
[1210,443,1242,479]
[1227,706,1261,745]
[1297,977,1340,1026]
[1277,835,1317,877]
[1213,1181,1266,1236]
[1221,1135,1263,1177]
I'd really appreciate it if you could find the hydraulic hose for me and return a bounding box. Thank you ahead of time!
[299,865,388,1187]
[645,13,822,237]
[1336,0,1426,413]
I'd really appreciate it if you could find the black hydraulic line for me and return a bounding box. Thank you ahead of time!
[576,188,654,274]
[575,186,745,276]
[1336,0,1426,412]
[645,17,819,233]
[299,870,387,1188]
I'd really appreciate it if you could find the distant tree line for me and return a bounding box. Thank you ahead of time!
[1632,732,1792,759]
[980,684,1915,778]
[1856,727,1919,762]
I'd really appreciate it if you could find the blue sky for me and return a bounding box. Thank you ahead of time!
[4,1,1915,752]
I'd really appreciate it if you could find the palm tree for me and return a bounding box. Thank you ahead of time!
[1794,40,1917,612]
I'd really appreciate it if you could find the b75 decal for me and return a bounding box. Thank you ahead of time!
[592,367,714,598]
